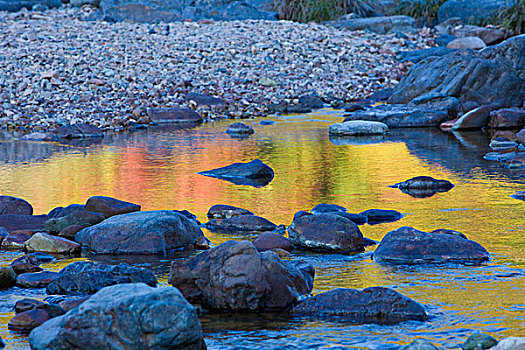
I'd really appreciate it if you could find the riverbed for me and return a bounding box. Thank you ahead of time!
[0,110,524,349]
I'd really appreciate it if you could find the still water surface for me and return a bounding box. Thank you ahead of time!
[0,110,523,349]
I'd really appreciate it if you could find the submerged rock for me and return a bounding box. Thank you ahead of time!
[198,159,274,187]
[291,287,427,324]
[84,196,141,218]
[169,240,314,311]
[373,226,490,264]
[0,196,33,215]
[391,176,454,197]
[359,209,403,224]
[329,120,389,136]
[206,215,277,233]
[207,204,254,219]
[29,283,203,350]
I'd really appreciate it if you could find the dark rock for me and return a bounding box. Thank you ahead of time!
[327,212,368,225]
[359,209,403,224]
[288,213,365,253]
[193,235,211,250]
[46,261,157,295]
[267,103,313,114]
[293,210,312,221]
[198,159,274,187]
[44,209,105,234]
[58,224,85,239]
[0,335,4,348]
[0,227,6,244]
[391,176,454,197]
[14,299,46,314]
[16,271,60,288]
[147,107,203,123]
[29,283,203,350]
[438,0,506,24]
[186,92,225,106]
[10,254,43,274]
[368,88,394,101]
[373,226,490,264]
[259,120,275,125]
[76,210,203,254]
[299,94,324,108]
[344,104,366,112]
[84,196,141,218]
[8,309,50,333]
[0,266,17,288]
[328,15,416,35]
[389,35,525,110]
[206,214,277,233]
[58,296,90,311]
[291,287,427,324]
[54,124,104,139]
[0,214,48,233]
[226,122,255,135]
[401,339,439,350]
[1,232,31,250]
[488,108,525,129]
[511,191,525,201]
[47,204,84,219]
[207,204,254,219]
[397,47,455,63]
[24,233,81,254]
[253,232,294,252]
[0,0,61,12]
[430,228,468,239]
[462,332,498,350]
[0,196,33,215]
[311,203,347,214]
[169,240,314,311]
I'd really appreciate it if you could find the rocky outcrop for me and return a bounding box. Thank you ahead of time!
[24,233,81,254]
[0,196,33,215]
[84,196,141,218]
[46,261,157,295]
[206,214,277,233]
[169,240,314,311]
[198,159,274,187]
[329,120,389,136]
[75,210,203,254]
[29,283,203,350]
[373,226,490,264]
[291,287,427,324]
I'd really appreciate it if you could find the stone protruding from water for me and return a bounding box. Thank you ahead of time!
[329,120,389,136]
[206,215,277,233]
[226,122,255,136]
[207,204,254,219]
[391,176,454,198]
[84,196,141,218]
[252,232,294,252]
[359,209,403,224]
[29,283,204,350]
[198,159,274,187]
[24,233,81,255]
[0,196,33,215]
[169,240,314,312]
[462,332,498,350]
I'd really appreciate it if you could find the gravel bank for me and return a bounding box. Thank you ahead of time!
[0,7,435,133]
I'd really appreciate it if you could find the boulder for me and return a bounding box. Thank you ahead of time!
[328,15,416,35]
[430,228,468,239]
[207,204,254,219]
[373,226,490,264]
[147,107,203,124]
[0,0,61,12]
[327,211,368,225]
[462,332,498,350]
[452,105,492,130]
[0,266,17,288]
[252,232,294,252]
[0,196,33,215]
[186,92,225,106]
[16,271,60,288]
[14,299,65,318]
[0,214,48,233]
[226,122,255,136]
[75,210,203,254]
[311,203,347,214]
[329,120,389,136]
[29,283,203,350]
[47,204,84,219]
[46,261,157,295]
[446,37,487,50]
[206,214,277,233]
[389,35,525,111]
[8,309,50,333]
[438,0,506,24]
[267,103,312,114]
[488,108,525,129]
[10,254,43,274]
[402,339,439,350]
[489,337,525,350]
[198,159,274,187]
[299,94,324,108]
[169,240,314,311]
[54,124,104,139]
[449,25,505,45]
[287,213,365,253]
[24,233,81,254]
[1,232,31,250]
[44,209,105,234]
[391,176,454,197]
[84,196,141,218]
[58,224,84,239]
[359,209,403,224]
[291,287,427,324]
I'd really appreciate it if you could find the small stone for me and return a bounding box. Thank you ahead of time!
[446,37,486,49]
[226,122,254,135]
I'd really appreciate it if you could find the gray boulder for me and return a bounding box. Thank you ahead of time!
[75,210,203,254]
[24,233,81,254]
[0,196,33,215]
[452,105,492,130]
[449,25,505,45]
[329,120,388,136]
[29,283,203,350]
[438,0,506,24]
[206,214,277,233]
[226,122,255,136]
[44,209,105,234]
[54,124,104,140]
[446,37,487,50]
[462,332,498,350]
[169,240,314,311]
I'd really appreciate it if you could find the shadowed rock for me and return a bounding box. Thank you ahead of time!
[54,124,104,139]
[186,92,225,106]
[391,176,454,197]
[0,196,33,215]
[16,271,60,288]
[359,209,403,224]
[84,196,141,218]
[0,214,48,233]
[1,232,31,250]
[47,204,84,219]
[253,232,294,252]
[206,215,277,233]
[147,107,203,124]
[10,254,43,274]
[0,267,17,288]
[44,210,105,234]
[198,159,274,187]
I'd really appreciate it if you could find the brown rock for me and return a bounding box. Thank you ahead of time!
[14,299,46,314]
[10,254,43,274]
[24,233,81,254]
[8,309,50,333]
[58,225,85,239]
[58,296,90,311]
[84,196,141,218]
[253,232,295,252]
[0,196,33,215]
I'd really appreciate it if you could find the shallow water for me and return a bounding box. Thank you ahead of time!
[0,110,523,349]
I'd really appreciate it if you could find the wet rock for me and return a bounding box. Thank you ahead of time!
[391,176,454,197]
[46,261,157,295]
[452,106,492,130]
[0,0,61,12]
[0,266,17,288]
[373,226,490,264]
[47,204,84,219]
[198,159,274,187]
[359,209,403,224]
[329,120,389,136]
[0,196,33,215]
[311,203,347,214]
[489,337,525,350]
[397,47,455,63]
[169,240,314,311]
[14,299,47,314]
[344,104,366,112]
[147,107,203,124]
[462,332,498,350]
[226,122,255,135]
[29,283,203,350]
[430,228,468,239]
[8,309,50,333]
[489,137,518,152]
[207,204,254,219]
[483,151,520,162]
[58,224,85,239]
[267,103,312,114]
[76,210,203,254]
[29,252,55,264]
[504,153,525,169]
[327,211,368,225]
[299,94,324,108]
[446,37,486,50]
[328,15,416,35]
[438,0,506,24]
[260,120,275,125]
[16,271,60,288]
[0,227,6,244]
[58,296,90,311]
[44,209,105,234]
[449,25,505,45]
[288,213,365,253]
[24,233,81,254]
[488,108,525,129]
[206,214,277,233]
[402,339,439,350]
[0,214,48,233]
[291,287,427,324]
[10,254,43,274]
[253,232,294,252]
[511,191,525,201]
[1,232,31,250]
[54,124,104,139]
[186,92,225,106]
[84,196,141,218]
